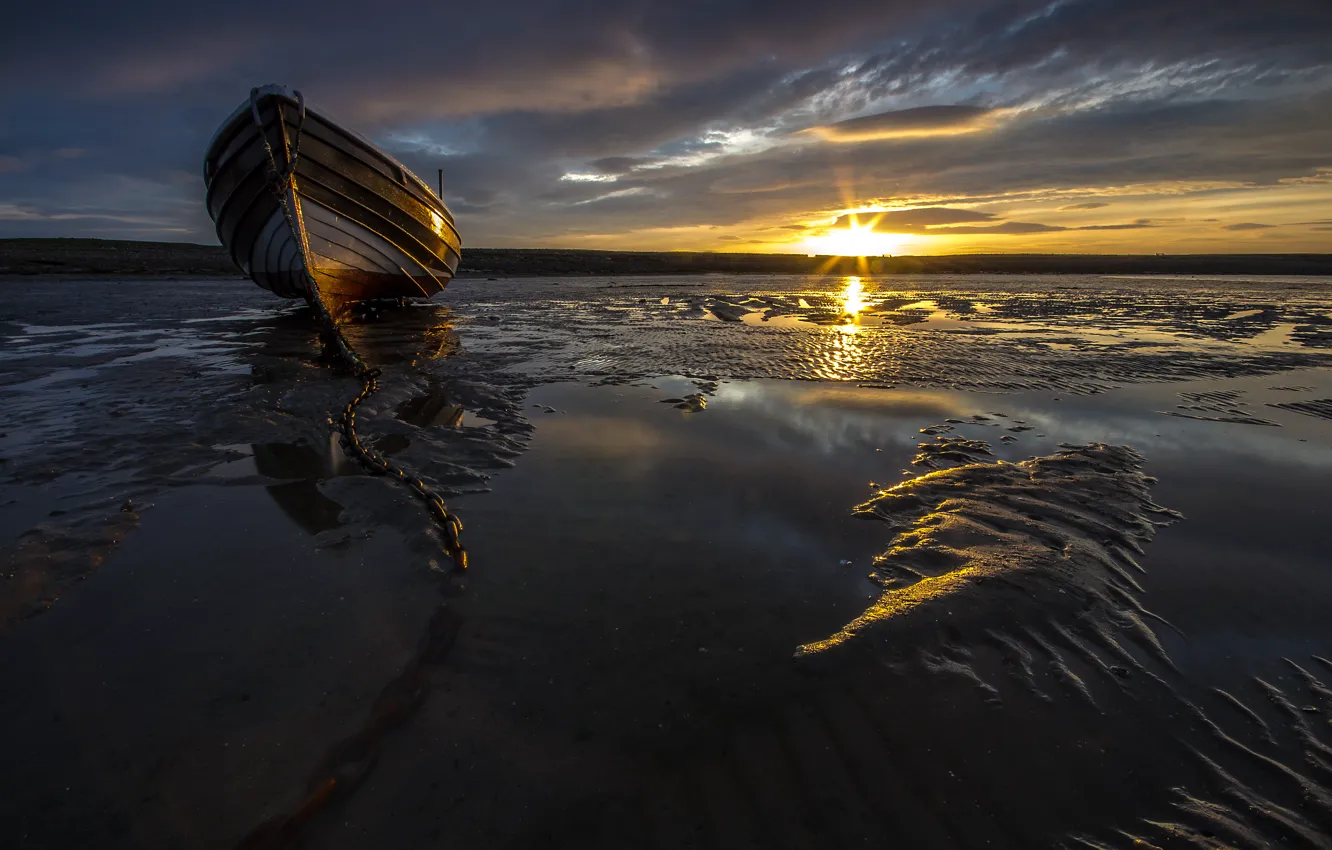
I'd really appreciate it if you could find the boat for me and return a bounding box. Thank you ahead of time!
[203,85,461,310]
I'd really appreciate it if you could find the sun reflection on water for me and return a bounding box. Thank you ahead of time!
[840,275,865,334]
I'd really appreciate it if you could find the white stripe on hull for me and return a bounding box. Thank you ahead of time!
[249,208,307,298]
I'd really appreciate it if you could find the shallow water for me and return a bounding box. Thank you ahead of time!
[2,274,1332,848]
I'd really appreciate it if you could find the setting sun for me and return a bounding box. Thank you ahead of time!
[804,214,906,256]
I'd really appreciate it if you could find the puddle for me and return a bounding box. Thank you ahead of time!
[739,310,814,329]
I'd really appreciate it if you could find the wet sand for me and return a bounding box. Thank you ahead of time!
[2,274,1332,848]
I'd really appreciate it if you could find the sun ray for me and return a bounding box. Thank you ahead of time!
[805,212,907,257]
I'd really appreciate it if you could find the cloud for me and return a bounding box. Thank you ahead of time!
[589,156,657,175]
[406,84,1332,246]
[1222,222,1277,230]
[834,207,995,230]
[929,221,1066,235]
[2,0,1331,249]
[1074,222,1154,231]
[826,208,1155,237]
[845,0,1332,107]
[0,1,978,114]
[803,105,1005,142]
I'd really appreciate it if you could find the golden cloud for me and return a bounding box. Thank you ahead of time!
[803,105,1011,143]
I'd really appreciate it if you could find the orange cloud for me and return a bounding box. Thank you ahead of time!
[803,105,1010,143]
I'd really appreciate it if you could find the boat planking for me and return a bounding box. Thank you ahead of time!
[203,85,461,309]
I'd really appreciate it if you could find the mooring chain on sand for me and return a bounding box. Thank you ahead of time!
[335,370,468,569]
[249,87,468,571]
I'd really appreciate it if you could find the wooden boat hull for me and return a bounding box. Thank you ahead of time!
[202,85,461,305]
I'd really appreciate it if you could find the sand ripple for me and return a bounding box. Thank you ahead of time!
[1070,658,1332,849]
[1269,398,1332,421]
[798,443,1180,657]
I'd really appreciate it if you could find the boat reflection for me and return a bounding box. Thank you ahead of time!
[252,434,358,481]
[251,436,356,535]
[332,303,462,364]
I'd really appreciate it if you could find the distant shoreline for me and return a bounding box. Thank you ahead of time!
[3,237,1331,277]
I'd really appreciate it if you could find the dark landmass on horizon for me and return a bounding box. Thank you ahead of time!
[3,238,1330,278]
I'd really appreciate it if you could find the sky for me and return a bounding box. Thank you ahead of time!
[2,0,1331,255]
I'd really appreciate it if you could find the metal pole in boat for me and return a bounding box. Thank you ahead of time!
[437,169,443,200]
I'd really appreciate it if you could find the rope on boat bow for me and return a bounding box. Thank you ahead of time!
[249,87,467,570]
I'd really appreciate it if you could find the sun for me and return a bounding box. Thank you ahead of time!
[804,214,905,256]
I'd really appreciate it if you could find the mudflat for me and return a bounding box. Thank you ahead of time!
[2,273,1332,848]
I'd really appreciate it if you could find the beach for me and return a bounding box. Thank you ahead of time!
[3,273,1332,848]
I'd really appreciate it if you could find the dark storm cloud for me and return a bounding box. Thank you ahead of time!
[1,0,1330,245]
[0,0,985,111]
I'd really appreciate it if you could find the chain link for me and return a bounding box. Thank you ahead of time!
[249,88,468,571]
